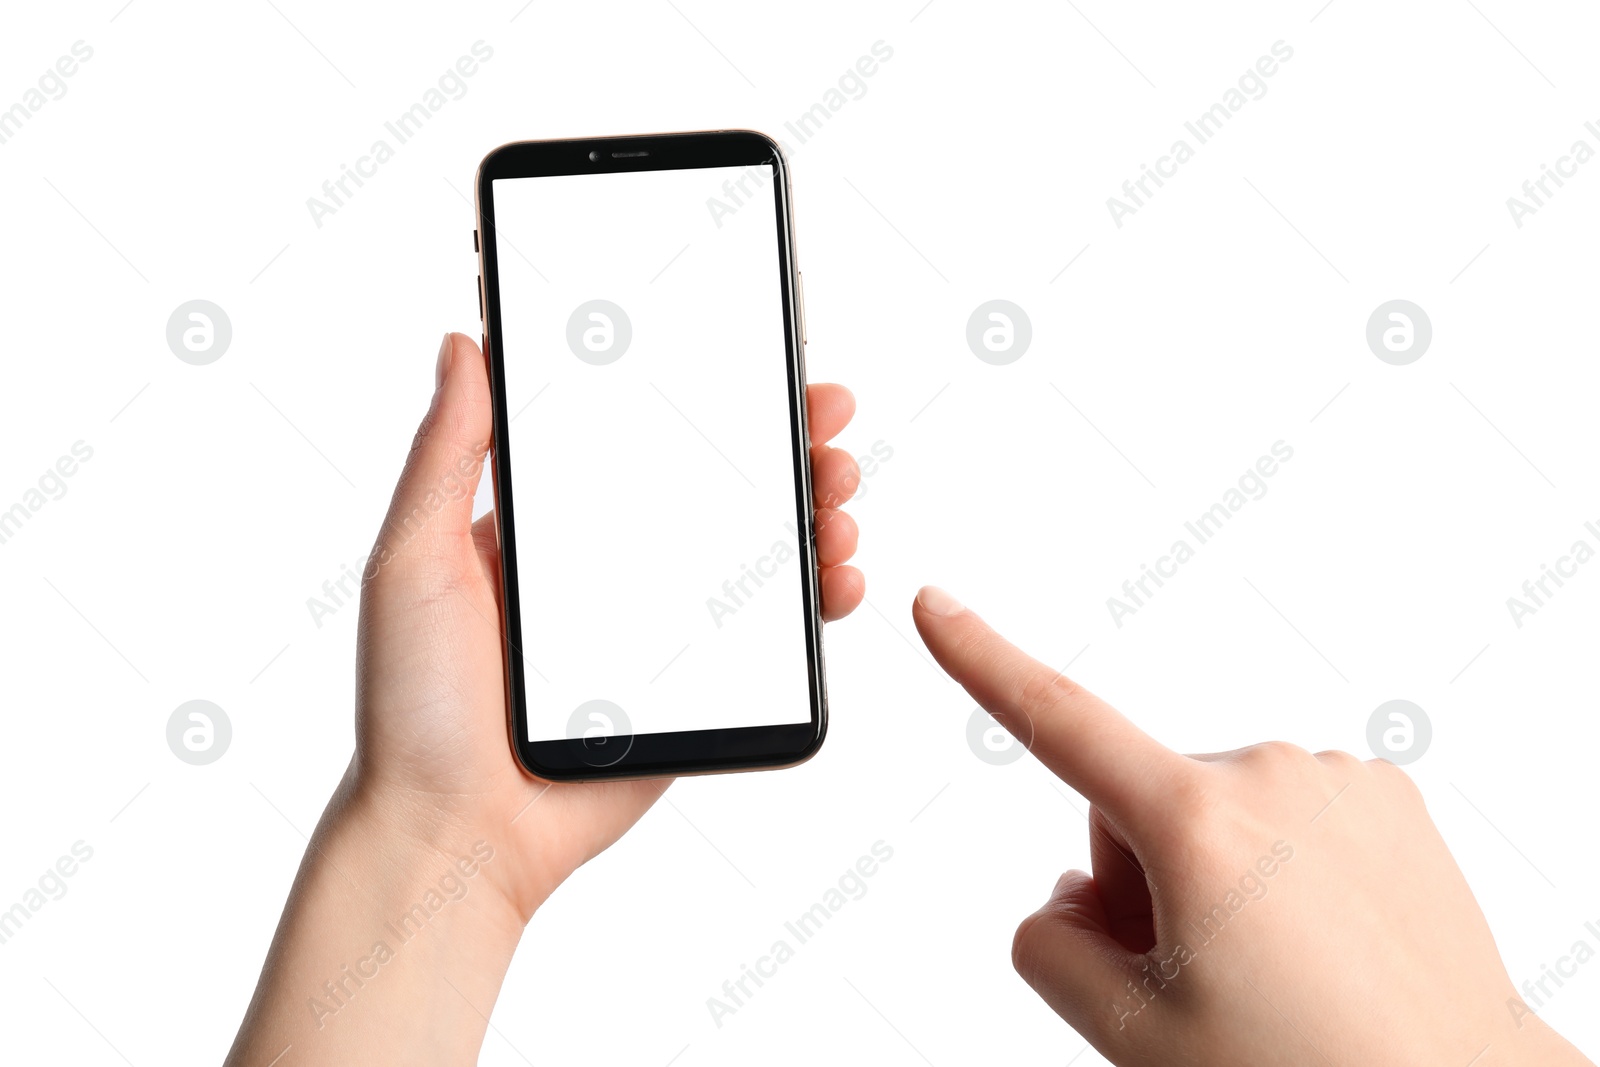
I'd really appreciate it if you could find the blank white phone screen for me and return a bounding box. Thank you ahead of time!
[492,165,811,742]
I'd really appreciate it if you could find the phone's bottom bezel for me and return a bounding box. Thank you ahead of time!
[514,721,825,782]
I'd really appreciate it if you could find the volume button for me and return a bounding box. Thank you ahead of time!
[797,272,807,347]
[477,275,484,320]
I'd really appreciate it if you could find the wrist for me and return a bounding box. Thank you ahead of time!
[336,771,532,941]
[224,775,528,1066]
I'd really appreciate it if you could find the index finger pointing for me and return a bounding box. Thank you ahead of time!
[912,586,1190,823]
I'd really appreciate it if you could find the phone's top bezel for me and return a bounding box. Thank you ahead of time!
[474,130,826,782]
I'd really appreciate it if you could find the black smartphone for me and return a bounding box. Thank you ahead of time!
[473,130,824,781]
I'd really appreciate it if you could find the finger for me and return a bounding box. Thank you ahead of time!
[371,333,492,571]
[470,509,498,561]
[1012,871,1142,1048]
[806,384,855,447]
[911,586,1190,821]
[1088,808,1155,953]
[470,509,501,590]
[820,565,864,622]
[812,446,861,509]
[814,508,858,568]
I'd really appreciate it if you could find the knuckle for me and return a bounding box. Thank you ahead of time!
[1010,912,1048,981]
[1017,669,1081,715]
[1367,757,1423,798]
[410,401,442,454]
[1239,739,1315,771]
[1157,767,1228,844]
[1314,748,1365,773]
[1259,739,1311,761]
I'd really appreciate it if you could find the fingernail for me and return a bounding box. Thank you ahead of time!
[435,332,453,390]
[916,585,963,616]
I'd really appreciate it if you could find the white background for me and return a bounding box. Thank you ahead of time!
[494,166,812,739]
[2,1,1598,1064]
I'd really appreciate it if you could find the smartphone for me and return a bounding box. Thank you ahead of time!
[474,130,824,781]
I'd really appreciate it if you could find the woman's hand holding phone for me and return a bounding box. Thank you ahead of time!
[225,332,864,1066]
[911,586,1594,1067]
[356,333,863,921]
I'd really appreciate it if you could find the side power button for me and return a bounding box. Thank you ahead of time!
[797,272,807,347]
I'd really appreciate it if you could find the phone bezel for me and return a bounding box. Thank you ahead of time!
[474,130,826,781]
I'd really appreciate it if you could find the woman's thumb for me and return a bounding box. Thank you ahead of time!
[368,332,493,576]
[1012,870,1149,1052]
